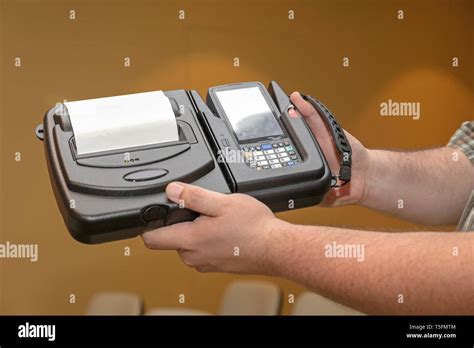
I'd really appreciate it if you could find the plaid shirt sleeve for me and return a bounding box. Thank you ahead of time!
[448,121,474,164]
[448,121,474,231]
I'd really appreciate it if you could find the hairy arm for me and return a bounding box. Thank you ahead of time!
[266,220,474,315]
[359,147,473,225]
[142,182,474,315]
[290,93,474,225]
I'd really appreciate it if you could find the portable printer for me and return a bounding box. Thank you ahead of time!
[36,81,352,244]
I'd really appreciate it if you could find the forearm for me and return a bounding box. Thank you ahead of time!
[265,221,473,314]
[361,147,474,225]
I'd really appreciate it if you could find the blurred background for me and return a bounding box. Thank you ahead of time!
[0,0,472,314]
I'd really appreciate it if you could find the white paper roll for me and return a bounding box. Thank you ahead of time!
[64,91,179,156]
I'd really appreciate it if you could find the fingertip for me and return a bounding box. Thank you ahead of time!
[140,222,194,250]
[140,231,155,248]
[291,96,313,118]
[290,91,308,109]
[166,182,184,202]
[290,91,302,102]
[288,108,298,117]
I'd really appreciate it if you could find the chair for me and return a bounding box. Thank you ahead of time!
[85,292,143,315]
[146,308,211,315]
[218,280,281,315]
[291,291,365,315]
[146,280,282,316]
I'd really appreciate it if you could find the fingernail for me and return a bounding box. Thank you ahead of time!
[167,182,184,201]
[288,108,298,117]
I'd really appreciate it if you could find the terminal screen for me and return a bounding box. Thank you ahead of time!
[216,86,284,142]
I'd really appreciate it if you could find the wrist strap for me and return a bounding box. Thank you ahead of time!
[300,95,352,186]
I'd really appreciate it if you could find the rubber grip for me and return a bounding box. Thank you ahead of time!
[300,95,352,183]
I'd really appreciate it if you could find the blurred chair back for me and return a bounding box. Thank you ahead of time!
[85,292,143,315]
[292,292,365,315]
[146,308,210,315]
[218,280,281,315]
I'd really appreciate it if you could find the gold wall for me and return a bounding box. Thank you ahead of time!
[0,0,472,314]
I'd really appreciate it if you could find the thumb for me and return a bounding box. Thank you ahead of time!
[290,91,319,119]
[290,91,333,141]
[166,182,228,216]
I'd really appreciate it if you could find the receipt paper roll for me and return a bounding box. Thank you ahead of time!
[64,91,179,156]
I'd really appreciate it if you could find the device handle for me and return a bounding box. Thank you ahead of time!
[297,95,352,186]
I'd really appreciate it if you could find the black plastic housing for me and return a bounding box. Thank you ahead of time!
[39,81,332,244]
[42,90,231,244]
[202,81,332,211]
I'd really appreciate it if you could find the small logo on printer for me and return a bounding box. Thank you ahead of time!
[123,152,140,164]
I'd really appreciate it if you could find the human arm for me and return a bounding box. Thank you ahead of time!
[266,221,473,315]
[290,93,474,225]
[361,147,473,225]
[142,183,474,315]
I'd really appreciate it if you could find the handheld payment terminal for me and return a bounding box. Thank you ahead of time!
[36,81,351,244]
[209,83,300,169]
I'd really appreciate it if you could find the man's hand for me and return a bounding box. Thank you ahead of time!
[290,92,370,207]
[290,92,473,225]
[141,182,474,314]
[141,182,281,274]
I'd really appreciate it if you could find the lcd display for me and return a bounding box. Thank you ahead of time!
[215,87,284,142]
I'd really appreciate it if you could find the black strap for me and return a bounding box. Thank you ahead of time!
[299,95,352,186]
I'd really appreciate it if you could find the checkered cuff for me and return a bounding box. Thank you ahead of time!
[448,121,474,164]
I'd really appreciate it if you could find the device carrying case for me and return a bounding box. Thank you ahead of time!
[36,81,351,244]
